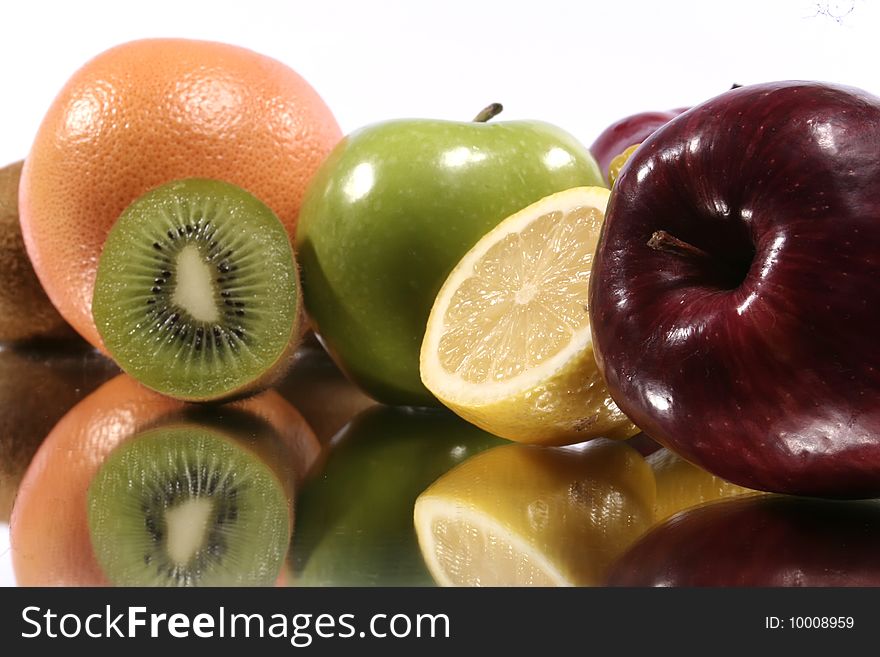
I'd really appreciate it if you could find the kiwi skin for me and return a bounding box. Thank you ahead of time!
[0,346,119,521]
[0,161,79,344]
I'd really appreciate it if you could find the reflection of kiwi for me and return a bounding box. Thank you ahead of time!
[87,421,291,587]
[0,161,78,343]
[0,346,118,521]
[92,179,302,401]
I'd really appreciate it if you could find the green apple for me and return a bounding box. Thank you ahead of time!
[295,105,605,405]
[290,405,505,586]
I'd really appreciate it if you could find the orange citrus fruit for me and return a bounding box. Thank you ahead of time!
[19,38,341,349]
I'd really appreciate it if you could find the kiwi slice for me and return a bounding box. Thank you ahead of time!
[87,421,292,587]
[92,179,302,401]
[0,161,79,344]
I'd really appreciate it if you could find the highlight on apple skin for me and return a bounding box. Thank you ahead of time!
[588,80,880,498]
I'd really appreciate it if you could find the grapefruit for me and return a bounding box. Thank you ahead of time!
[19,38,341,349]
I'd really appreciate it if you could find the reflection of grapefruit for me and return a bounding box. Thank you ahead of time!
[19,38,341,349]
[10,374,319,586]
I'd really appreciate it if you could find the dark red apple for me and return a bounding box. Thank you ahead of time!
[590,107,687,184]
[605,496,880,586]
[589,81,880,498]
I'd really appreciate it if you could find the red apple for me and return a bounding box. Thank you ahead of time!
[589,81,880,498]
[590,107,687,184]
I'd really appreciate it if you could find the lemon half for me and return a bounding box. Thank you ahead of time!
[413,441,656,587]
[420,186,636,445]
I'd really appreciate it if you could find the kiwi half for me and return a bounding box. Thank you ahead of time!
[92,179,302,401]
[0,161,78,343]
[87,419,292,587]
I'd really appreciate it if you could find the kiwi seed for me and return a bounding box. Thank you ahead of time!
[92,179,302,401]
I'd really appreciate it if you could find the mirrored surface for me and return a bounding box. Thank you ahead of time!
[2,340,880,587]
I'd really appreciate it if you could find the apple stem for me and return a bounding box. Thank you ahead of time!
[648,230,714,262]
[473,103,503,123]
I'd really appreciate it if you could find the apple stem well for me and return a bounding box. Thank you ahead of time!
[472,103,503,123]
[647,230,748,287]
[647,230,713,261]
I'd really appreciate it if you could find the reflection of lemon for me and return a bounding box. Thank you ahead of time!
[414,440,655,586]
[420,187,636,445]
[649,449,759,522]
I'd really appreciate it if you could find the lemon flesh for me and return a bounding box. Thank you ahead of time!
[414,441,656,587]
[420,186,636,445]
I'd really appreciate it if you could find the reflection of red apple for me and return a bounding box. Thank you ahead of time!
[606,496,880,586]
[589,108,686,183]
[589,81,880,497]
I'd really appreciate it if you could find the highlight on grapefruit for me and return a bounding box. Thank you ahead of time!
[19,38,342,349]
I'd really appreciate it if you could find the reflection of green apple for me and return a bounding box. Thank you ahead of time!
[296,106,605,405]
[290,405,505,586]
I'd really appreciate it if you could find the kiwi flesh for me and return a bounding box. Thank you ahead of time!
[87,414,292,587]
[92,179,302,402]
[0,161,79,344]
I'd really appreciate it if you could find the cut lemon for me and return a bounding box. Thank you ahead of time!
[608,143,641,186]
[420,186,636,445]
[413,440,656,586]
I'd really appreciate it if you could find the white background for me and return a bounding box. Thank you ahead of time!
[0,0,878,586]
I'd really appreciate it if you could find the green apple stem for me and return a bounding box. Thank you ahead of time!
[473,103,503,123]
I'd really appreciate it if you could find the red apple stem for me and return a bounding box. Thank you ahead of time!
[473,103,503,123]
[647,230,744,284]
[648,230,713,261]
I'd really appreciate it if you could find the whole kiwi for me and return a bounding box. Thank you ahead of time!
[0,161,78,343]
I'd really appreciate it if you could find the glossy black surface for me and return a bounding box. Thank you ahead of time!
[2,340,880,587]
